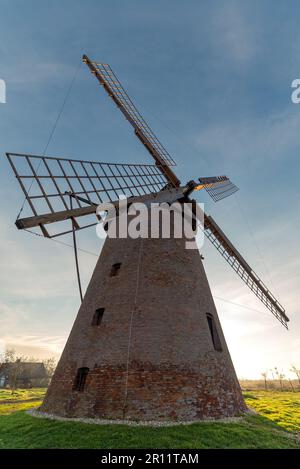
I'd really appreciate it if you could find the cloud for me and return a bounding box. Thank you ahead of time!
[1,334,65,358]
[210,1,257,64]
[3,58,75,87]
[0,299,66,358]
[194,107,300,169]
[0,212,98,300]
[0,301,28,329]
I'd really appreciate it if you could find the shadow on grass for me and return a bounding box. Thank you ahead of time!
[243,393,259,400]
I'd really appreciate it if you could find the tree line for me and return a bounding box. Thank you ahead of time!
[259,366,300,391]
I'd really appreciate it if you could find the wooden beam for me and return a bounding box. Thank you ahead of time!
[15,205,97,230]
[15,185,192,231]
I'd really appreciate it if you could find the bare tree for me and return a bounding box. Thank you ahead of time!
[280,373,286,390]
[43,357,57,379]
[24,356,39,363]
[9,359,24,393]
[2,349,16,363]
[290,365,300,387]
[261,371,268,391]
[288,379,295,392]
[274,367,285,391]
[1,351,24,393]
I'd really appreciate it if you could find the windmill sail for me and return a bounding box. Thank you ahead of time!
[198,176,239,202]
[6,152,168,238]
[83,55,180,187]
[201,211,289,328]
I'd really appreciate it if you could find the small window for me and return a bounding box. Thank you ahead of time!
[206,313,222,352]
[110,262,121,277]
[92,308,105,326]
[73,367,89,392]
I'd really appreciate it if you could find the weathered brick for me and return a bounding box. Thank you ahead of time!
[41,216,247,420]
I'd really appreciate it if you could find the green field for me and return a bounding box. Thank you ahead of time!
[0,388,299,449]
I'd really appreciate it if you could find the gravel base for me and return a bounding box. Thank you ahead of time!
[27,408,251,427]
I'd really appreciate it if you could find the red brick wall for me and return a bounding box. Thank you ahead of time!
[41,220,246,420]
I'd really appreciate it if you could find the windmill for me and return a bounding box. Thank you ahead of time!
[6,55,289,421]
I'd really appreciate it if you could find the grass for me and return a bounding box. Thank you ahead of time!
[0,388,299,449]
[0,388,46,402]
[243,390,300,433]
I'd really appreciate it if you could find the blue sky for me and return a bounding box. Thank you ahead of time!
[0,0,299,379]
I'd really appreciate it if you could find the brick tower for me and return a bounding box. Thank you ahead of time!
[41,222,247,421]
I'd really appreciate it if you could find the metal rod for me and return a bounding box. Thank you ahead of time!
[70,195,83,303]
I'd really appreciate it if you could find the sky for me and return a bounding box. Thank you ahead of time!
[0,0,299,379]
